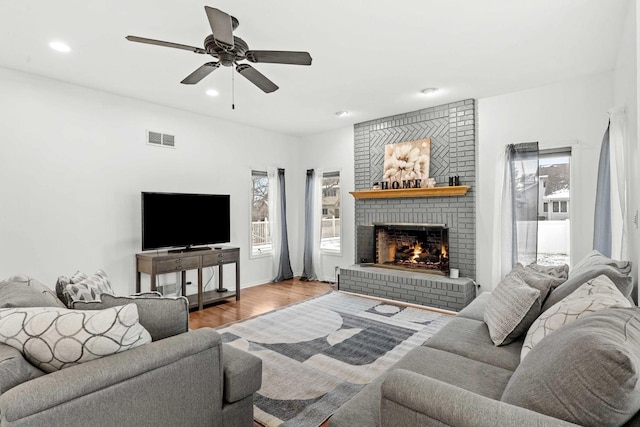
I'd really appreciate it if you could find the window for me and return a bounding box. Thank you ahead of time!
[320,171,341,253]
[560,201,568,212]
[250,170,271,256]
[536,149,571,266]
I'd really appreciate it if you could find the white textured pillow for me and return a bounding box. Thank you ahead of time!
[521,275,632,361]
[64,270,114,303]
[0,304,151,372]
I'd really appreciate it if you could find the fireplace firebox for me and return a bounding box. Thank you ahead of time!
[370,223,449,275]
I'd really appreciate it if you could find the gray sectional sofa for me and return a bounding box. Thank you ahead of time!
[0,276,262,427]
[330,251,640,427]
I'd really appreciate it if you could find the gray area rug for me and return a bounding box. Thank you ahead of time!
[217,291,452,427]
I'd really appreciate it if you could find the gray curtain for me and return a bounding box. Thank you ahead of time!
[301,169,317,281]
[507,142,539,267]
[273,168,293,282]
[593,122,612,257]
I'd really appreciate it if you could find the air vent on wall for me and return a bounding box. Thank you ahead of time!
[146,130,176,148]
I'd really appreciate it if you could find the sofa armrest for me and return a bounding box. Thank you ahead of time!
[72,293,189,341]
[222,343,262,403]
[1,328,224,427]
[381,369,579,427]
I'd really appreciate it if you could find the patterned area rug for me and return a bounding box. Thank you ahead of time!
[217,291,452,427]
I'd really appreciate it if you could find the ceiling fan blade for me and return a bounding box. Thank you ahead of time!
[205,6,234,51]
[236,64,278,93]
[181,62,220,85]
[126,36,206,54]
[246,50,312,65]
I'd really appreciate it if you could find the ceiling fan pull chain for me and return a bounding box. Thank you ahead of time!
[232,66,235,110]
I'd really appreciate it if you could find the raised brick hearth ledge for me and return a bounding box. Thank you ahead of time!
[339,265,475,311]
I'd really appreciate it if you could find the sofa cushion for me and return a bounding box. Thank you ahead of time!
[0,275,65,309]
[0,304,151,373]
[522,275,631,360]
[502,307,640,427]
[542,265,633,311]
[72,293,188,341]
[0,344,45,394]
[64,270,114,304]
[329,345,514,427]
[425,317,522,371]
[570,249,632,278]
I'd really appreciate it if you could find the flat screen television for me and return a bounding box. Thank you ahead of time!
[141,192,230,251]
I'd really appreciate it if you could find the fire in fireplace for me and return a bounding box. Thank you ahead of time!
[374,223,449,275]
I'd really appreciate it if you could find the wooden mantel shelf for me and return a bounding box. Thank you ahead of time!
[350,185,470,199]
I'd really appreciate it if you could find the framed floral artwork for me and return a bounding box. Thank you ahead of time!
[382,138,431,185]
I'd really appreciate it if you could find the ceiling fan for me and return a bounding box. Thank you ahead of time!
[126,6,312,94]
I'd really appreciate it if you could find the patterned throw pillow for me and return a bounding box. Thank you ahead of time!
[521,274,632,361]
[64,270,114,304]
[0,304,151,373]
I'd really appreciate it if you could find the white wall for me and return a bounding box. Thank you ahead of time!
[297,126,355,282]
[477,72,614,291]
[0,67,301,295]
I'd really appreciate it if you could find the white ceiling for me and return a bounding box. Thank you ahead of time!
[0,0,630,136]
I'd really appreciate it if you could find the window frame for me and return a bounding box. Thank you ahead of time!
[536,147,572,266]
[320,170,342,256]
[249,169,272,259]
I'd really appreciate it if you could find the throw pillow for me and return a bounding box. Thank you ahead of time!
[64,270,114,303]
[0,275,65,308]
[542,264,633,311]
[502,307,640,427]
[526,263,569,281]
[518,264,566,301]
[570,249,632,278]
[484,264,563,346]
[483,267,541,346]
[521,275,632,360]
[72,293,189,341]
[0,304,151,373]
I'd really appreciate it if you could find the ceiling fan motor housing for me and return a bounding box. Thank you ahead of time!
[205,35,248,66]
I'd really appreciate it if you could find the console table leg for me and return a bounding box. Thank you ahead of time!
[197,268,203,310]
[235,262,240,301]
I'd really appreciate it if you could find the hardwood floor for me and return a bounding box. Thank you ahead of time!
[189,277,334,329]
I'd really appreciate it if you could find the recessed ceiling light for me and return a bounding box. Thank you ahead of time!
[420,88,439,96]
[335,111,349,117]
[49,41,71,53]
[205,89,219,97]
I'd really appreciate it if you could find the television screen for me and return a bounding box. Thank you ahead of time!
[141,192,230,250]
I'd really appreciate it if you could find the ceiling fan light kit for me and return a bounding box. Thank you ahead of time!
[126,5,312,98]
